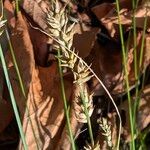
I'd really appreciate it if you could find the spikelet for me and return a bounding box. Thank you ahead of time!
[73,61,94,85]
[46,0,94,123]
[0,1,6,36]
[47,0,75,52]
[72,83,94,123]
[98,118,113,148]
[84,142,100,150]
[0,19,6,36]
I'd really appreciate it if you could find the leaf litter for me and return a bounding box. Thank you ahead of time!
[0,0,150,149]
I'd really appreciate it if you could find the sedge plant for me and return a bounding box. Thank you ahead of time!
[1,0,126,149]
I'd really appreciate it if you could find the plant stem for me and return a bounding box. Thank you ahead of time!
[15,0,20,14]
[132,0,139,143]
[0,44,28,150]
[5,29,26,97]
[139,18,148,68]
[57,48,76,150]
[79,85,94,147]
[5,29,40,150]
[133,3,148,136]
[115,0,135,149]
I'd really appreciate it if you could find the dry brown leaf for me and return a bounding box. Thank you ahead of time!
[112,31,150,95]
[85,40,122,96]
[92,1,150,38]
[0,100,13,133]
[85,28,150,96]
[20,0,51,31]
[143,33,150,70]
[4,0,16,28]
[120,85,150,142]
[91,3,114,21]
[73,26,100,58]
[137,85,150,130]
[4,11,75,149]
[108,112,118,148]
[56,102,83,150]
[28,23,53,67]
[90,2,150,96]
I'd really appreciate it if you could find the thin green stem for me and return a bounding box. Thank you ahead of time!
[132,0,138,83]
[57,48,76,150]
[131,1,139,143]
[115,0,135,149]
[139,18,148,68]
[15,0,20,14]
[133,5,148,133]
[138,125,150,149]
[79,85,94,147]
[5,29,26,97]
[0,44,28,150]
[5,29,40,150]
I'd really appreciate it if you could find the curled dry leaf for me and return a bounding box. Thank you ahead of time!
[92,1,150,38]
[91,3,114,22]
[20,0,51,31]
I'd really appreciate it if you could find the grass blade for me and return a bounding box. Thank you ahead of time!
[115,0,135,149]
[0,44,28,150]
[57,47,76,150]
[5,28,40,149]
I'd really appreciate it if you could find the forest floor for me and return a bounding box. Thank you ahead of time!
[0,0,150,149]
